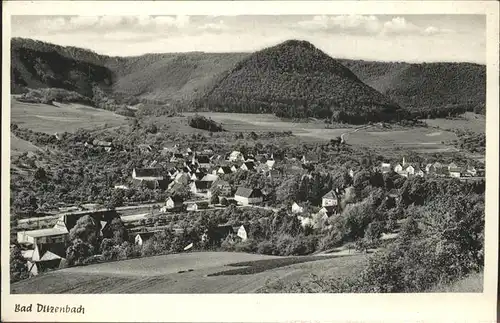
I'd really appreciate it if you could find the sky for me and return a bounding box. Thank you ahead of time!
[11,15,486,63]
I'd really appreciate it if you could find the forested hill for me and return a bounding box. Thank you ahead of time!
[194,40,405,124]
[11,37,246,104]
[11,38,486,118]
[340,59,486,115]
[11,38,115,97]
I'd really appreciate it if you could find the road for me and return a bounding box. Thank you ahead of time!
[340,125,372,144]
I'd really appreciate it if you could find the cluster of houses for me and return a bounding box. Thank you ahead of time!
[291,187,344,229]
[380,158,484,179]
[117,145,279,204]
[16,209,119,276]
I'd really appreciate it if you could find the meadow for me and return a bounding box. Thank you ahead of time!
[10,251,367,294]
[183,112,463,154]
[10,99,129,134]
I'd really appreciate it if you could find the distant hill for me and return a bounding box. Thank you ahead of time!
[194,40,404,124]
[340,59,486,115]
[11,38,486,120]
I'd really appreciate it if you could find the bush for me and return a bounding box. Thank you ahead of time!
[188,115,224,132]
[257,240,275,255]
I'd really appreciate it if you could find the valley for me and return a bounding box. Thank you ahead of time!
[8,37,486,295]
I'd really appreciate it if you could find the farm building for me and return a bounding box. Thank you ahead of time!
[17,227,68,246]
[234,187,263,205]
[132,168,164,181]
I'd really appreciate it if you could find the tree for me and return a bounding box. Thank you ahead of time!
[68,215,100,252]
[34,167,47,182]
[210,193,219,205]
[10,244,29,282]
[107,190,124,209]
[66,239,94,266]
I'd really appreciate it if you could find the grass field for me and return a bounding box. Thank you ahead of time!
[424,112,485,134]
[11,99,129,134]
[10,133,44,157]
[182,112,463,154]
[10,251,367,294]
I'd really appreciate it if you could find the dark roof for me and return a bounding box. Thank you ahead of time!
[196,155,211,164]
[37,242,66,260]
[218,166,232,173]
[235,187,262,198]
[194,180,212,190]
[134,168,164,178]
[322,190,339,200]
[168,195,184,203]
[243,161,256,169]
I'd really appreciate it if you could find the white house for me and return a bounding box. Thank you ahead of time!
[134,231,158,246]
[186,201,209,211]
[229,151,244,162]
[291,202,304,214]
[165,196,184,210]
[233,225,249,241]
[449,164,462,178]
[405,165,415,176]
[380,163,392,173]
[234,187,263,205]
[322,190,339,207]
[394,164,403,173]
[217,166,233,175]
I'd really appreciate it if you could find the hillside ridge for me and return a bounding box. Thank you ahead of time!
[11,38,486,118]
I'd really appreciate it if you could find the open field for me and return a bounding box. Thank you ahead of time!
[11,251,367,294]
[183,112,462,154]
[10,133,44,157]
[11,99,129,134]
[423,112,486,134]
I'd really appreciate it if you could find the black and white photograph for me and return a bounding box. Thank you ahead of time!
[1,1,499,322]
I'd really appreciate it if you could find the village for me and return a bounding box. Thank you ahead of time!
[13,139,485,276]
